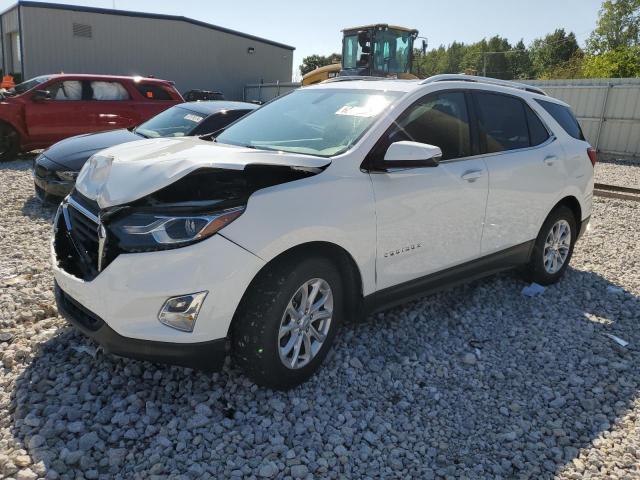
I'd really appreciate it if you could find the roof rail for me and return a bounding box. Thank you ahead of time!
[420,74,547,96]
[322,76,389,83]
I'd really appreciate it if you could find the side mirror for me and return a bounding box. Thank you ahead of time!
[382,141,442,168]
[32,90,51,102]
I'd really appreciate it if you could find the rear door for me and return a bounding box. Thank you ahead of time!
[472,91,567,255]
[86,80,138,132]
[368,90,489,290]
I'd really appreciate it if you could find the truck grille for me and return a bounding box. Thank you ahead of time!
[53,192,106,281]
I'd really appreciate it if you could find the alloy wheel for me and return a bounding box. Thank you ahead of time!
[543,219,571,274]
[278,278,333,369]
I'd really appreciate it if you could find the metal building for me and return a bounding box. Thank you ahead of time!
[0,1,295,99]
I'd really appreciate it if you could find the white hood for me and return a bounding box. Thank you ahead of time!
[75,137,331,209]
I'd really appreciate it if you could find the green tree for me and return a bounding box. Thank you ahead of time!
[511,40,533,79]
[530,29,582,77]
[587,0,640,54]
[299,53,341,76]
[582,46,640,76]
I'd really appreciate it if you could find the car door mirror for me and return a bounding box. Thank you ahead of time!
[382,141,442,168]
[32,90,52,102]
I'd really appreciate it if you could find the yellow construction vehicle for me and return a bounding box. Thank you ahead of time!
[302,24,421,86]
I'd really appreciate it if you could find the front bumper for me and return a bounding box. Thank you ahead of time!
[33,170,73,201]
[55,282,227,370]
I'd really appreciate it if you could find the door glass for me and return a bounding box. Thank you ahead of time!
[387,92,471,160]
[90,81,130,100]
[342,34,364,69]
[475,92,530,153]
[48,81,83,100]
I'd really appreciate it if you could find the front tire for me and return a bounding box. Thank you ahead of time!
[0,122,19,162]
[525,205,577,285]
[231,256,343,390]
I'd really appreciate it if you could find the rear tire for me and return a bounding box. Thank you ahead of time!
[0,122,19,162]
[524,205,577,285]
[231,255,343,390]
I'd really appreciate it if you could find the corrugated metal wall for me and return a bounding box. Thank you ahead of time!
[525,78,640,158]
[1,7,21,76]
[18,5,293,100]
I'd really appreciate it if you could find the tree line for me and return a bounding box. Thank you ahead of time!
[300,0,639,79]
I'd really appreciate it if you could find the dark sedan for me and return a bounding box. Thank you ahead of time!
[33,101,257,202]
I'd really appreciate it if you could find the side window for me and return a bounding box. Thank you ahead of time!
[48,81,83,101]
[525,105,550,146]
[535,99,585,140]
[193,110,250,135]
[386,91,471,160]
[474,92,530,153]
[135,83,173,100]
[90,81,130,101]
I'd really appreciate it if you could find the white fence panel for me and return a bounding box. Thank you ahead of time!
[525,78,640,158]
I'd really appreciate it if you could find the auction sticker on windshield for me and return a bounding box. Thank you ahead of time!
[184,114,204,123]
[335,96,391,118]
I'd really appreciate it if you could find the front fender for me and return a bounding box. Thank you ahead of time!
[221,170,377,296]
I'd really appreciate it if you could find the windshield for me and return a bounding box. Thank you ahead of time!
[215,89,403,157]
[373,30,412,74]
[7,75,52,95]
[135,106,206,138]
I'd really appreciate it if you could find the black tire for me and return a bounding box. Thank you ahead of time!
[524,205,577,285]
[231,255,343,390]
[0,122,20,162]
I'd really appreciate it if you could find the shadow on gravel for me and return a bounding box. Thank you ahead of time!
[8,267,640,478]
[21,195,57,222]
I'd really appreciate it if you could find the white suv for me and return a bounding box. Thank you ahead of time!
[52,75,594,389]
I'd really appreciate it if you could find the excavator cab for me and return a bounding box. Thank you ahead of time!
[301,24,419,86]
[340,24,418,79]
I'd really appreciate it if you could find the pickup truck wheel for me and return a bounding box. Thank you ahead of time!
[231,256,343,390]
[525,205,576,285]
[0,123,19,162]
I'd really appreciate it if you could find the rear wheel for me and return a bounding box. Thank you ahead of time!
[0,123,19,162]
[231,256,343,390]
[525,205,576,285]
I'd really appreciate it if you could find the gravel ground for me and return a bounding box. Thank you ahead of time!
[595,158,640,188]
[1,158,639,479]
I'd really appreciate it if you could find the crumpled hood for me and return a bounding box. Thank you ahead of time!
[76,137,331,209]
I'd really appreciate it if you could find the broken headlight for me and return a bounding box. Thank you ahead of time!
[109,206,244,251]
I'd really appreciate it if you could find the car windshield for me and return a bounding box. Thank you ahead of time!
[215,89,403,157]
[135,106,206,138]
[7,75,52,95]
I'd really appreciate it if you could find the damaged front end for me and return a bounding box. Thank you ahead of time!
[54,163,324,281]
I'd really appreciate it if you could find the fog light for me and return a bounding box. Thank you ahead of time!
[158,291,208,332]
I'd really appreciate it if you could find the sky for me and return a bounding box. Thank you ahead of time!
[1,0,605,80]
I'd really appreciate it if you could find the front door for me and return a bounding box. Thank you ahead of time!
[368,91,489,290]
[24,79,95,145]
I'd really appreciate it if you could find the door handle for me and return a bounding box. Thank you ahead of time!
[543,155,557,166]
[461,169,484,182]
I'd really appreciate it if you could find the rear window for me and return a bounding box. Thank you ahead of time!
[135,82,173,100]
[535,99,585,140]
[525,105,550,146]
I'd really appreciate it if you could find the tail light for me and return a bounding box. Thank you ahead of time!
[587,147,597,167]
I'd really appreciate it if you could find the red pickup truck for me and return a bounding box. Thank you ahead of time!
[0,74,183,161]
